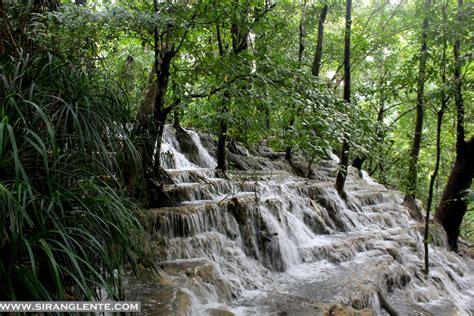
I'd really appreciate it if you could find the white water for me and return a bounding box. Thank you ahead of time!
[130,125,474,315]
[161,126,198,170]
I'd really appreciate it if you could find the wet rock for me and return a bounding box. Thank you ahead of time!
[256,144,275,156]
[413,222,448,248]
[305,185,346,231]
[176,127,201,165]
[140,287,192,315]
[126,272,193,316]
[302,200,333,234]
[228,197,286,271]
[228,141,250,156]
[146,177,176,208]
[402,195,424,221]
[247,292,326,315]
[458,239,474,259]
[147,200,243,240]
[228,151,251,170]
[283,156,310,178]
[350,297,369,310]
[161,287,192,316]
[160,259,233,302]
[324,304,376,316]
[225,141,295,171]
[261,151,286,160]
[385,247,401,262]
[206,308,236,316]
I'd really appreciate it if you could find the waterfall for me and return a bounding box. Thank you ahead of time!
[128,125,474,316]
[160,126,198,170]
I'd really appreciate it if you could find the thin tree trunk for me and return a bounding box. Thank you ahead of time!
[216,5,250,172]
[370,78,387,179]
[298,0,307,65]
[375,93,387,184]
[286,0,307,161]
[363,68,387,179]
[424,0,448,274]
[435,0,473,252]
[173,107,181,129]
[335,0,351,198]
[424,109,445,267]
[352,156,365,173]
[216,24,228,171]
[217,105,228,171]
[311,4,328,77]
[406,0,430,201]
[352,70,386,174]
[453,0,465,152]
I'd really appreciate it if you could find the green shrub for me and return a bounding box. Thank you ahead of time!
[0,52,151,301]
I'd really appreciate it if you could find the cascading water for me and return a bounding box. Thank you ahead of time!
[128,125,474,315]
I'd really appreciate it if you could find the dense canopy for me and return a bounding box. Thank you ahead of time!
[0,0,472,305]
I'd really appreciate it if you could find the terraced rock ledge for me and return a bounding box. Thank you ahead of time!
[126,126,474,316]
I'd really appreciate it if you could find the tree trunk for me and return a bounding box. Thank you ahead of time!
[365,66,388,182]
[173,107,181,129]
[375,89,387,184]
[311,4,328,77]
[0,0,8,55]
[298,0,307,65]
[265,106,270,130]
[435,0,472,252]
[216,24,228,171]
[424,0,448,273]
[353,68,386,175]
[131,66,157,201]
[424,108,445,267]
[352,156,365,173]
[217,107,228,171]
[335,0,351,198]
[335,140,350,198]
[216,8,249,172]
[217,23,228,171]
[286,0,307,161]
[426,109,444,212]
[133,0,179,205]
[435,137,474,251]
[453,0,465,152]
[406,0,430,200]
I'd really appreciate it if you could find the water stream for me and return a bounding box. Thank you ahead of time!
[128,125,474,315]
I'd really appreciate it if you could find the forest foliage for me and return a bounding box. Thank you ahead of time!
[0,0,472,300]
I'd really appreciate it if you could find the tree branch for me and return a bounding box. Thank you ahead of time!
[172,8,199,56]
[387,106,416,128]
[185,73,254,99]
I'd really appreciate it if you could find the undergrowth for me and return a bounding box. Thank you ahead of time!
[0,52,152,300]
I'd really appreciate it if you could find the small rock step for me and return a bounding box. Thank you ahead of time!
[166,168,217,184]
[149,192,259,215]
[227,169,291,181]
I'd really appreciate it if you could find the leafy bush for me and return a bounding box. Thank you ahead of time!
[0,52,151,301]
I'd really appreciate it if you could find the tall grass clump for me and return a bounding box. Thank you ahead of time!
[0,51,151,301]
